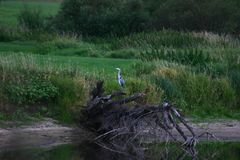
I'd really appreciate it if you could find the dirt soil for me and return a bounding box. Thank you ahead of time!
[0,118,91,151]
[0,119,240,151]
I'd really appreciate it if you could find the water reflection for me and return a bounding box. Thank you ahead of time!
[0,141,240,160]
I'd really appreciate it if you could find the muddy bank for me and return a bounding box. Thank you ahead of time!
[179,120,240,141]
[0,119,240,151]
[0,119,92,151]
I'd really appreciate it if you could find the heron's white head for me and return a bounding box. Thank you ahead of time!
[115,68,121,71]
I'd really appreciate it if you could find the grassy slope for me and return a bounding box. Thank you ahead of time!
[0,1,239,122]
[34,54,134,74]
[0,1,60,27]
[0,52,134,74]
[0,41,36,52]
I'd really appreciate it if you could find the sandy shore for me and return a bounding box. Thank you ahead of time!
[0,119,240,151]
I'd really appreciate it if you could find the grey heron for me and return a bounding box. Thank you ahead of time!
[116,68,125,88]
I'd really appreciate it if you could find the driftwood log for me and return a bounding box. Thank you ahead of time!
[81,81,216,155]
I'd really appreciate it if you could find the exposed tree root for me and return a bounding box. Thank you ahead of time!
[81,81,217,156]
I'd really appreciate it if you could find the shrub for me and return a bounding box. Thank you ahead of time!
[56,0,240,35]
[55,0,149,36]
[176,72,236,108]
[0,27,20,42]
[18,6,45,31]
[51,76,88,122]
[5,72,58,105]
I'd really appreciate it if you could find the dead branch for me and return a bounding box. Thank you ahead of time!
[81,81,215,155]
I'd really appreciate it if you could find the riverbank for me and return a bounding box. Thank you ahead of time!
[0,119,240,151]
[0,119,91,151]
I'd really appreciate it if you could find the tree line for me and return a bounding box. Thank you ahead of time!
[53,0,240,36]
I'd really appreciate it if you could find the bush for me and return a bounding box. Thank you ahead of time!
[0,27,20,42]
[176,72,236,108]
[51,76,88,122]
[18,6,45,31]
[5,72,58,105]
[55,0,149,36]
[55,0,240,36]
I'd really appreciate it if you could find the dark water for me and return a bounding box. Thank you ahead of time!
[0,141,240,160]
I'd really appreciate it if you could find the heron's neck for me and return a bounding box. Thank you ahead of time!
[118,70,121,78]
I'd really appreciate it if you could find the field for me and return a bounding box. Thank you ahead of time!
[0,1,60,27]
[0,1,240,122]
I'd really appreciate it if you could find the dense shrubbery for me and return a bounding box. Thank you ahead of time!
[55,0,240,36]
[6,77,58,105]
[0,27,21,42]
[54,0,149,36]
[0,54,90,122]
[149,67,237,112]
[2,70,59,105]
[18,6,45,31]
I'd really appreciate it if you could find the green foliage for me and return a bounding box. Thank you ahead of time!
[150,66,237,111]
[152,76,181,100]
[140,48,212,67]
[0,24,240,121]
[51,76,88,123]
[5,72,58,105]
[176,72,236,109]
[104,80,121,94]
[0,112,8,121]
[106,49,138,59]
[55,0,149,36]
[56,0,240,35]
[0,27,20,42]
[18,6,45,31]
[113,30,207,49]
[132,61,156,76]
[11,108,33,121]
[35,36,79,54]
[0,1,60,28]
[229,69,240,93]
[126,78,163,104]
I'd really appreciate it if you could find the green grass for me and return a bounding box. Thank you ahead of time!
[0,0,60,28]
[0,1,240,122]
[0,52,135,78]
[0,41,37,52]
[0,52,136,122]
[0,29,240,122]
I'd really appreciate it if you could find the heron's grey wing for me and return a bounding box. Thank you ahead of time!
[120,78,125,87]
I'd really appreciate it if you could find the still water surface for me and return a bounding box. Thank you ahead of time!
[0,141,240,160]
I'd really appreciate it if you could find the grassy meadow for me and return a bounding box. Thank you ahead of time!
[0,1,240,122]
[0,0,60,27]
